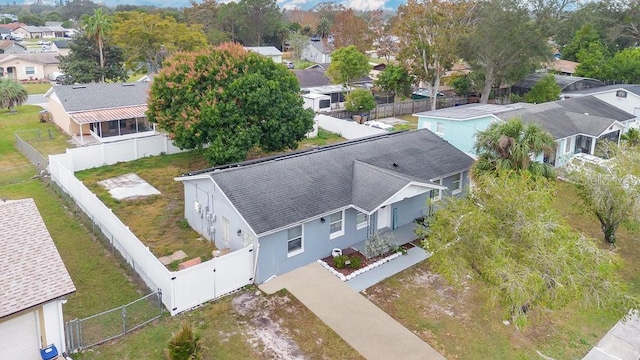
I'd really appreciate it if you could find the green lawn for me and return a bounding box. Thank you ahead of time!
[22,82,52,95]
[0,105,70,186]
[366,180,639,360]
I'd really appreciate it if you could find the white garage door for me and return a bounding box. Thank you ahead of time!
[0,311,41,360]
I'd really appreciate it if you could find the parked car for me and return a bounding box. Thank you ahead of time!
[282,60,294,69]
[37,40,51,45]
[363,121,394,131]
[4,34,22,41]
[55,74,73,85]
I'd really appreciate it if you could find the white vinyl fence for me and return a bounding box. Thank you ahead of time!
[49,135,254,315]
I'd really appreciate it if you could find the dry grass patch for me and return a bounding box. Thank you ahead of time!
[76,152,212,261]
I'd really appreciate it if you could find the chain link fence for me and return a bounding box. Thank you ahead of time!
[65,290,163,353]
[14,129,54,172]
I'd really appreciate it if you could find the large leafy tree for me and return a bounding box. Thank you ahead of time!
[392,0,473,109]
[147,43,314,166]
[472,118,556,179]
[561,24,602,62]
[606,47,640,84]
[420,171,631,325]
[330,9,372,53]
[82,8,112,82]
[374,64,414,98]
[237,0,281,46]
[57,35,127,84]
[111,11,207,73]
[462,0,550,103]
[524,74,561,103]
[0,78,27,112]
[325,45,371,94]
[574,41,611,80]
[568,148,640,244]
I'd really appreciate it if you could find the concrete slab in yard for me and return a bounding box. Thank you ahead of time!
[98,173,161,200]
[316,114,386,140]
[376,117,410,126]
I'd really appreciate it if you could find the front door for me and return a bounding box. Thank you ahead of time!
[377,206,390,230]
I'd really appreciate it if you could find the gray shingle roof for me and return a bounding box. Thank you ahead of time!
[414,103,531,120]
[245,46,282,56]
[563,84,640,96]
[294,67,372,89]
[0,199,75,318]
[497,96,634,139]
[0,52,59,64]
[185,130,474,235]
[51,82,150,112]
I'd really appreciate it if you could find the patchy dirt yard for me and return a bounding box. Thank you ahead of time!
[365,260,622,360]
[232,291,304,359]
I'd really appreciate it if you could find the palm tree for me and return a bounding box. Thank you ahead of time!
[621,128,640,146]
[472,118,557,179]
[0,78,28,112]
[82,8,112,82]
[316,17,331,39]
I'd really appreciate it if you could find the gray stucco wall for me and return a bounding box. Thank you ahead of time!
[256,208,368,283]
[183,178,254,252]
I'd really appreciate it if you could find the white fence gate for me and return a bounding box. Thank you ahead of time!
[49,135,255,315]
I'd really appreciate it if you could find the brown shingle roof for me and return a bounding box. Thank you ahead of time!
[0,199,75,318]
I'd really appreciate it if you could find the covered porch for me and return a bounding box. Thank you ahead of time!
[350,221,421,254]
[69,105,156,146]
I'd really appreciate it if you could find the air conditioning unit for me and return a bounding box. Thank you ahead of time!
[194,201,201,213]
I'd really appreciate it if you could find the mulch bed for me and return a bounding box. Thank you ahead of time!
[320,246,403,276]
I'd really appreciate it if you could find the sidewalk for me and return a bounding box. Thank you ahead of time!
[259,262,446,360]
[583,311,640,360]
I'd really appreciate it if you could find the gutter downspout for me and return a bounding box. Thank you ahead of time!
[252,241,260,284]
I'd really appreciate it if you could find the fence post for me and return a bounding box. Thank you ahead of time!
[75,319,82,351]
[158,289,163,316]
[122,305,127,335]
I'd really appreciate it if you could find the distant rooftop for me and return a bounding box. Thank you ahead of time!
[414,103,531,120]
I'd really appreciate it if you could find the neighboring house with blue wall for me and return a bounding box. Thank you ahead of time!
[176,130,474,283]
[562,84,640,129]
[415,103,531,155]
[416,96,634,167]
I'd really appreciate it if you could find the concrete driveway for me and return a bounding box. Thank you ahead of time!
[259,262,446,360]
[316,114,387,139]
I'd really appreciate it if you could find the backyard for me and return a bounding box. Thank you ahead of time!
[75,128,345,264]
[0,106,361,358]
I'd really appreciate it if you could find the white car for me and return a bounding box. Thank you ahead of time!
[37,40,51,45]
[363,121,394,131]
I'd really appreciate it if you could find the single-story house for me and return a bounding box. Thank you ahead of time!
[13,26,56,39]
[0,53,60,81]
[562,84,640,128]
[0,198,76,359]
[302,40,332,63]
[245,46,282,64]
[0,22,26,32]
[511,73,605,97]
[51,40,71,56]
[369,62,387,80]
[45,82,155,145]
[415,96,635,167]
[0,39,26,54]
[176,129,474,283]
[294,63,373,108]
[547,59,579,76]
[496,96,632,166]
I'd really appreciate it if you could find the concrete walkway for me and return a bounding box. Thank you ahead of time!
[583,311,640,360]
[259,262,446,360]
[316,114,386,139]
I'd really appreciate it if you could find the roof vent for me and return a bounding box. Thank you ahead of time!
[584,112,589,116]
[72,85,86,89]
[392,162,398,167]
[122,83,135,87]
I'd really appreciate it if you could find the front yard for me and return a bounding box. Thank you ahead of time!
[366,180,639,359]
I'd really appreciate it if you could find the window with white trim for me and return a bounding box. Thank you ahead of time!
[452,173,462,195]
[356,211,367,230]
[436,122,445,135]
[287,225,303,256]
[25,66,35,75]
[565,138,572,153]
[329,211,344,239]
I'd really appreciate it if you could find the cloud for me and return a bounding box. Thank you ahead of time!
[341,0,387,11]
[278,0,308,10]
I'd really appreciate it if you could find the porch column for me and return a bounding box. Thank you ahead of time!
[590,137,596,155]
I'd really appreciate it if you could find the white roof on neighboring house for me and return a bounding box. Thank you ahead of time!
[0,199,75,318]
[245,46,282,56]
